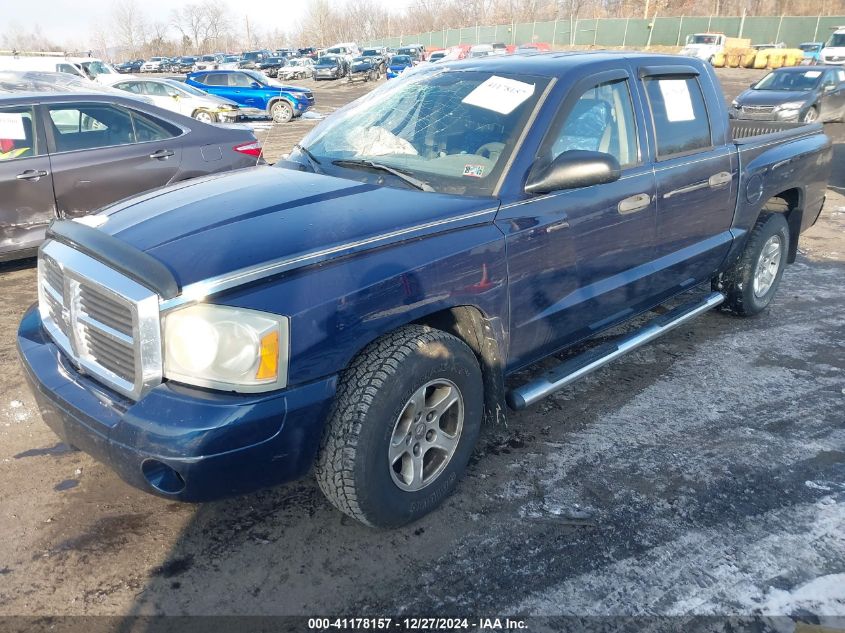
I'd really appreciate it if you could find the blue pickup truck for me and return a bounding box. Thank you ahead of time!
[185,69,314,123]
[18,53,831,527]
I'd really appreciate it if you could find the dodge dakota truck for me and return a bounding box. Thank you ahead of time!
[18,53,831,528]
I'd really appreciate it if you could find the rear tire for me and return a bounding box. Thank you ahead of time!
[315,325,483,528]
[714,213,790,316]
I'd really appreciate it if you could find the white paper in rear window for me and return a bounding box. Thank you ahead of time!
[0,112,26,140]
[658,79,695,122]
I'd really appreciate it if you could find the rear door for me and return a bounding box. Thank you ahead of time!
[499,69,658,369]
[44,101,183,218]
[0,104,56,257]
[639,66,735,299]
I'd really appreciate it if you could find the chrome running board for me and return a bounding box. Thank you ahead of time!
[507,292,725,410]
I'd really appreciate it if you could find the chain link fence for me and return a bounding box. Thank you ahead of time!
[366,15,845,50]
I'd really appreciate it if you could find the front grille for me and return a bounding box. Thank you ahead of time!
[741,105,775,114]
[38,241,162,400]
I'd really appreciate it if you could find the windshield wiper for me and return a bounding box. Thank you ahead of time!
[332,159,434,192]
[294,143,322,173]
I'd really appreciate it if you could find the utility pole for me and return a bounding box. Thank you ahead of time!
[644,0,650,19]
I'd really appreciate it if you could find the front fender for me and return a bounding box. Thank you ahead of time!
[215,223,508,388]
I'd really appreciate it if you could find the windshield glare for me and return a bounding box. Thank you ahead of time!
[754,70,821,91]
[294,69,550,196]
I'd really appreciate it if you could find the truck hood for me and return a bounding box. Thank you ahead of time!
[96,166,497,289]
[737,89,814,106]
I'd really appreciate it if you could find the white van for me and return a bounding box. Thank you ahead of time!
[325,43,359,63]
[822,26,845,65]
[0,55,89,79]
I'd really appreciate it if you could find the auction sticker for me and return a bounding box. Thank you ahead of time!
[462,75,535,114]
[463,164,485,178]
[658,79,695,122]
[0,113,26,140]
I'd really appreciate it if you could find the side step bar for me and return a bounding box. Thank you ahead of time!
[507,292,725,410]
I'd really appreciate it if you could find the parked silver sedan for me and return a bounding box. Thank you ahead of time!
[112,77,240,123]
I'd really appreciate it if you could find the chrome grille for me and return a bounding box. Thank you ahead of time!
[38,240,163,400]
[741,105,775,114]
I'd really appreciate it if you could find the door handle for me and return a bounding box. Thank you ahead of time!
[16,169,48,181]
[149,149,174,160]
[618,193,651,215]
[545,220,570,233]
[708,171,732,188]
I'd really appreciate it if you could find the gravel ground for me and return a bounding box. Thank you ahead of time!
[0,67,842,625]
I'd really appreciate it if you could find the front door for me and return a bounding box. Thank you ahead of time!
[819,68,845,121]
[499,70,658,370]
[0,104,56,258]
[43,102,182,218]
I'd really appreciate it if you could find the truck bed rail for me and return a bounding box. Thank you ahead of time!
[731,119,818,143]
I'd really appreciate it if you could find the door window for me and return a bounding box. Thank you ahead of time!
[545,78,639,169]
[144,81,174,97]
[203,74,227,86]
[115,81,143,94]
[48,103,135,152]
[229,73,254,87]
[644,76,711,158]
[0,106,39,160]
[130,110,179,142]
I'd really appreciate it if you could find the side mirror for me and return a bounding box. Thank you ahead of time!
[250,81,261,88]
[525,150,621,195]
[824,84,835,92]
[171,93,180,99]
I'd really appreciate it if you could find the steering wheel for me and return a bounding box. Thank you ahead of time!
[476,142,506,163]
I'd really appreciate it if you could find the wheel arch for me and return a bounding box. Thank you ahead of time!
[266,96,294,113]
[759,187,803,263]
[412,305,508,428]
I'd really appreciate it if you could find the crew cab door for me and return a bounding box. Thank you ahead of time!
[639,66,735,297]
[0,104,56,257]
[43,102,183,218]
[227,73,261,107]
[498,70,657,370]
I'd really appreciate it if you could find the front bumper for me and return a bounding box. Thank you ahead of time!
[18,306,337,501]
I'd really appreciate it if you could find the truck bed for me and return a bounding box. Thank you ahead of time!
[730,119,820,143]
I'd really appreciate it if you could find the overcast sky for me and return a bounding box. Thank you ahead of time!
[5,0,316,46]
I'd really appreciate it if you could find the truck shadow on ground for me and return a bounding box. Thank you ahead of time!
[85,260,845,620]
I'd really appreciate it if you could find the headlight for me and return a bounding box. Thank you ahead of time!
[731,99,739,108]
[163,304,288,392]
[777,101,805,110]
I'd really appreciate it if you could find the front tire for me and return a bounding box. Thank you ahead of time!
[269,100,293,123]
[715,213,790,316]
[802,106,818,123]
[315,325,483,528]
[192,110,216,124]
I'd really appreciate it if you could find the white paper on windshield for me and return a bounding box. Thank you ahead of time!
[462,76,535,115]
[804,70,822,78]
[658,79,695,122]
[0,113,26,140]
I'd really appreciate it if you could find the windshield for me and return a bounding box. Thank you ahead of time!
[166,80,208,97]
[687,34,719,45]
[799,43,822,52]
[753,70,822,91]
[243,70,272,84]
[81,61,114,77]
[243,52,263,60]
[391,55,411,65]
[201,56,215,62]
[316,57,337,67]
[827,33,845,47]
[292,69,550,196]
[362,49,379,56]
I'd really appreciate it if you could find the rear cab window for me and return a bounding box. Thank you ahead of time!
[643,75,712,158]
